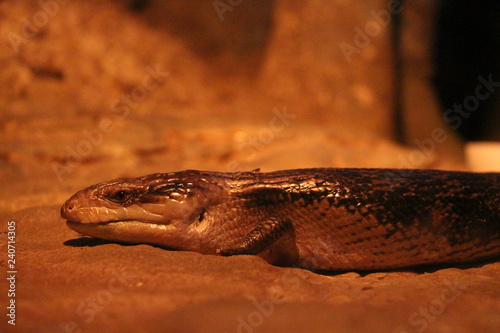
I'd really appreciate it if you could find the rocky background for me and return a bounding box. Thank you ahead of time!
[0,0,499,332]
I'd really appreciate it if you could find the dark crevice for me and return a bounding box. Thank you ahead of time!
[197,209,206,223]
[433,0,500,141]
[30,66,65,80]
[390,0,404,144]
[64,237,117,247]
[129,0,150,12]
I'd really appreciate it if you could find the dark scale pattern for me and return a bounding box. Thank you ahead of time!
[221,168,499,268]
[235,169,496,221]
[63,168,499,270]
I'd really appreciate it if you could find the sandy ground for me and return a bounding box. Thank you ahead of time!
[0,204,499,333]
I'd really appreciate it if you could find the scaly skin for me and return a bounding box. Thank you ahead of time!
[61,168,500,270]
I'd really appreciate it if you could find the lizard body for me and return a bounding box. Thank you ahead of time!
[61,168,499,270]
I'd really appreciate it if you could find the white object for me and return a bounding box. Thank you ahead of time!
[465,141,500,172]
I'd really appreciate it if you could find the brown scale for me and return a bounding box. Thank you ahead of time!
[61,168,499,270]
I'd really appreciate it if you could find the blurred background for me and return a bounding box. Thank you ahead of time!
[1,0,499,211]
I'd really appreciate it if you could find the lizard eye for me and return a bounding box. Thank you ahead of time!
[105,190,134,204]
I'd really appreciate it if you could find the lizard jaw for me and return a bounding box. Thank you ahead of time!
[65,220,198,251]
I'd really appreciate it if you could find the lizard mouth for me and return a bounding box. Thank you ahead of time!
[66,220,176,238]
[65,220,190,251]
[66,219,170,225]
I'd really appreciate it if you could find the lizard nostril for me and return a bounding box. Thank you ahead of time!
[62,201,75,215]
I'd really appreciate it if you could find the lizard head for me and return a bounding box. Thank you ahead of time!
[61,171,223,251]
